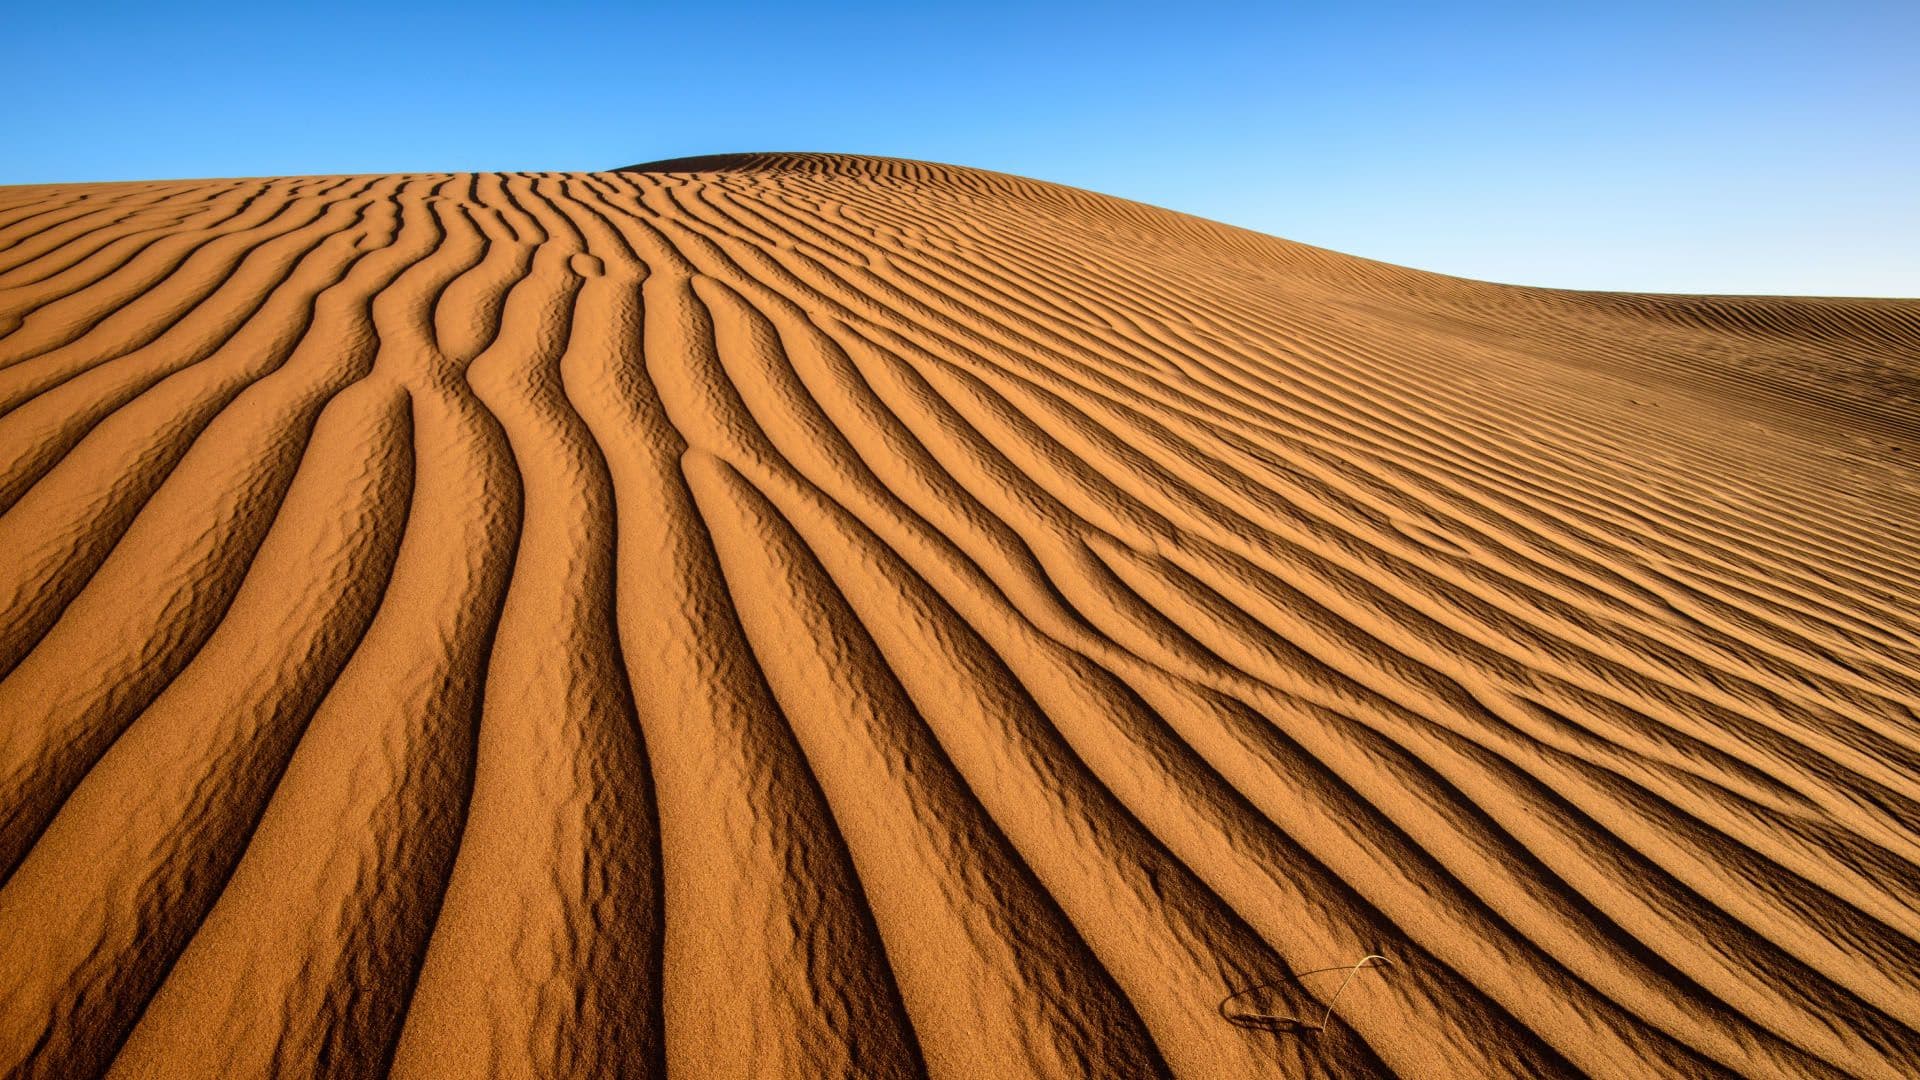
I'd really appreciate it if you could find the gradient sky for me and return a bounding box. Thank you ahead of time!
[5,2,1915,296]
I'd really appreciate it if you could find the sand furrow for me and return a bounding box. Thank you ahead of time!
[391,191,664,1078]
[587,226,927,1079]
[0,376,413,1078]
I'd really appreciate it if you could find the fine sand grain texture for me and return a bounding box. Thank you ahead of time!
[0,153,1917,1078]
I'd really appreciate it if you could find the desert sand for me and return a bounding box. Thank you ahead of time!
[0,153,1916,1078]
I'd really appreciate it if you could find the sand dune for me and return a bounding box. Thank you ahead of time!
[0,153,1916,1078]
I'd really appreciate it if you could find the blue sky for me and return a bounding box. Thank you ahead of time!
[4,2,1915,296]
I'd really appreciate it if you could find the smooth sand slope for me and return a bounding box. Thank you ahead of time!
[0,153,1917,1079]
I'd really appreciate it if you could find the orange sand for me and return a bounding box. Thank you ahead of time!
[0,154,1916,1078]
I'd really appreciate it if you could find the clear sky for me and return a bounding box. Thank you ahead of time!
[4,2,1915,296]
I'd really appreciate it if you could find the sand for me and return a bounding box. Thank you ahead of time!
[0,153,1915,1078]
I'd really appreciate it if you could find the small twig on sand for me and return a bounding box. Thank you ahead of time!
[1220,954,1392,1034]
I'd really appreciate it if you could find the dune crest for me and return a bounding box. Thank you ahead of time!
[0,154,1916,1078]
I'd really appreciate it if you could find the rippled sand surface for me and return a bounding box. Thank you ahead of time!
[1,154,1917,1078]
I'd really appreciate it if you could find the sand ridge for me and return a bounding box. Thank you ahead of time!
[0,153,1916,1078]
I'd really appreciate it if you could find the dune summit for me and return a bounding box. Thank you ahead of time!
[0,153,1917,1078]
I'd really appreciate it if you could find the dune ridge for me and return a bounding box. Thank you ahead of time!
[0,153,1916,1078]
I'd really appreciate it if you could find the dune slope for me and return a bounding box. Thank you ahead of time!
[0,153,1917,1078]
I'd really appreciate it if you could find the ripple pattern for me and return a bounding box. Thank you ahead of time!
[1,155,1917,1078]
